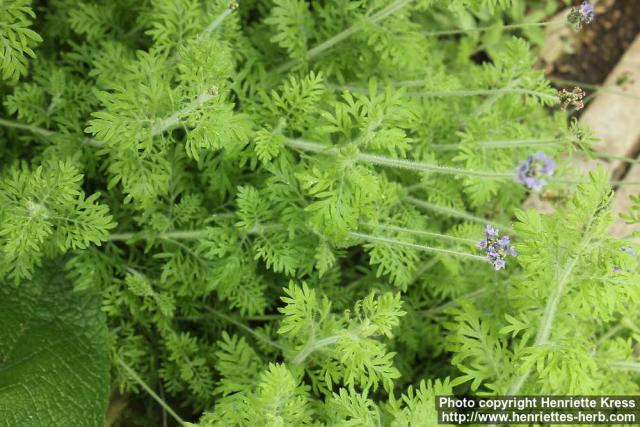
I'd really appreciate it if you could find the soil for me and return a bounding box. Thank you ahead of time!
[549,0,640,85]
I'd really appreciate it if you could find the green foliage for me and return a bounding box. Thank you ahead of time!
[0,0,42,82]
[265,0,314,61]
[1,0,639,425]
[0,161,115,282]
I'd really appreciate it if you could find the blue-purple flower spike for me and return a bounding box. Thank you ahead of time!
[478,225,517,271]
[567,1,595,31]
[516,152,556,192]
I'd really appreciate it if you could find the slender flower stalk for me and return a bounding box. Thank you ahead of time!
[404,88,556,100]
[608,361,640,372]
[549,77,640,101]
[403,196,515,234]
[107,223,281,242]
[327,82,557,101]
[422,19,565,37]
[348,231,488,262]
[369,223,478,245]
[284,138,514,179]
[431,137,573,151]
[592,152,640,165]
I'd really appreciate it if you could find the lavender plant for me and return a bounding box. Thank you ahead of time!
[0,0,638,426]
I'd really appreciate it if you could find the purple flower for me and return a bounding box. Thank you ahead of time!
[493,259,506,271]
[479,225,517,271]
[516,152,556,192]
[484,224,499,238]
[567,1,595,31]
[580,1,595,23]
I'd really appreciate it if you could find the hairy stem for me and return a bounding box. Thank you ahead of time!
[591,152,640,165]
[108,229,207,241]
[284,138,514,179]
[549,77,640,101]
[348,231,487,261]
[292,334,343,365]
[608,361,640,372]
[431,137,573,151]
[422,20,562,37]
[107,224,282,242]
[0,117,54,136]
[404,88,556,100]
[403,196,514,233]
[369,223,478,245]
[328,83,557,102]
[150,92,215,135]
[169,7,235,63]
[0,117,103,147]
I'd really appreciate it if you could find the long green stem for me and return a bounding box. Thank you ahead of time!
[108,229,207,241]
[284,138,513,179]
[422,20,562,37]
[608,361,640,372]
[370,223,478,244]
[551,178,640,187]
[169,7,236,63]
[0,117,54,136]
[116,358,186,426]
[404,196,514,233]
[107,224,282,242]
[549,77,640,102]
[292,334,344,365]
[348,231,487,261]
[591,152,640,165]
[431,137,572,151]
[202,7,234,36]
[404,88,556,100]
[275,0,415,73]
[328,82,557,101]
[151,92,215,135]
[0,117,103,147]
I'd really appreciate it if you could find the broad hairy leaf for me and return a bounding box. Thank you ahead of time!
[0,273,109,426]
